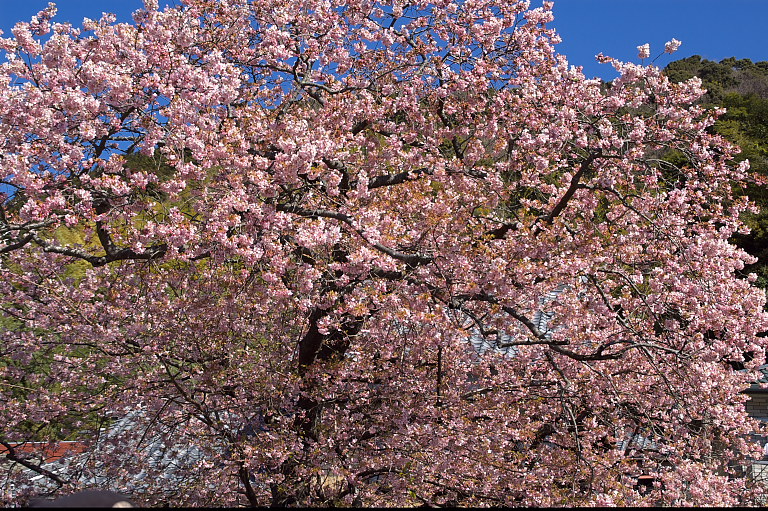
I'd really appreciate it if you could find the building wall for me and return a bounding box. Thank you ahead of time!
[746,391,768,422]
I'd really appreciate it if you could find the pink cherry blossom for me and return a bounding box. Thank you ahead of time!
[0,0,766,507]
[665,38,682,54]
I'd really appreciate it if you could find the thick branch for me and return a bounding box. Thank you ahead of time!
[297,308,327,371]
[0,219,57,254]
[548,343,622,362]
[484,222,518,240]
[0,234,34,254]
[539,151,601,227]
[238,465,260,506]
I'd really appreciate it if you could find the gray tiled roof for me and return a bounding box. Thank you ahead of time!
[5,410,210,501]
[745,365,768,391]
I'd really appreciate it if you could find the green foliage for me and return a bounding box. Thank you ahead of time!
[124,151,179,201]
[664,56,768,102]
[53,226,91,282]
[664,56,768,289]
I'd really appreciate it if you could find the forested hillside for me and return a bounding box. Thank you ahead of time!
[665,56,768,288]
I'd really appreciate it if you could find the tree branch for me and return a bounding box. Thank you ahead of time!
[368,167,433,190]
[538,151,601,227]
[0,440,69,487]
[32,234,167,267]
[275,203,432,267]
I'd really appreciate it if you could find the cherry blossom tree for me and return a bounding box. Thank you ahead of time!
[2,0,768,506]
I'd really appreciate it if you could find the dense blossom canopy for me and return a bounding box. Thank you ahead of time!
[1,0,767,506]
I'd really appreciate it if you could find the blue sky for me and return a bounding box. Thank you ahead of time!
[552,1,768,80]
[0,1,766,80]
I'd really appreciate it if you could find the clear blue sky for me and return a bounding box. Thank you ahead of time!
[0,1,766,80]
